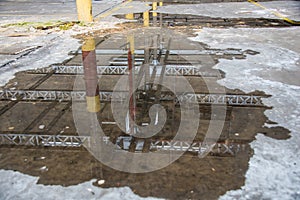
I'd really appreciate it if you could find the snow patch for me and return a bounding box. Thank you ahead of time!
[190,27,300,199]
[0,170,160,200]
[0,20,121,88]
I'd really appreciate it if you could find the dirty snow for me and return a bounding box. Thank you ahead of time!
[0,170,160,200]
[190,27,300,199]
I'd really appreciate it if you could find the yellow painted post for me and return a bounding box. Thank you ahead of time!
[143,10,149,27]
[125,0,134,20]
[125,13,134,20]
[76,0,93,22]
[152,2,157,17]
[159,1,163,27]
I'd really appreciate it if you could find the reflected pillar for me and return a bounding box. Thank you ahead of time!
[127,34,136,134]
[82,37,100,113]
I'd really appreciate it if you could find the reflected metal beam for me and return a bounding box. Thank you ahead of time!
[72,49,243,55]
[0,133,246,156]
[0,89,264,106]
[27,65,219,77]
[0,134,89,147]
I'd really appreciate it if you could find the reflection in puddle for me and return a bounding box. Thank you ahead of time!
[0,24,290,199]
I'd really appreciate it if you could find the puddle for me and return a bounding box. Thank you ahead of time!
[0,24,291,199]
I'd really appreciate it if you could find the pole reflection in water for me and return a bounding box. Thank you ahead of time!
[127,34,137,135]
[82,37,100,113]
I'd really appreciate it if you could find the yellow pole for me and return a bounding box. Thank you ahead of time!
[125,0,134,20]
[76,0,93,22]
[159,2,163,6]
[152,2,157,17]
[125,13,134,20]
[143,10,149,27]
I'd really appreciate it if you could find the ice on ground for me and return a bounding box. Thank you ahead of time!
[0,170,160,200]
[190,27,300,199]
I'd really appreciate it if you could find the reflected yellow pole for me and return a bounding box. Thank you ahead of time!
[159,2,163,6]
[127,35,135,54]
[82,37,100,113]
[76,0,93,22]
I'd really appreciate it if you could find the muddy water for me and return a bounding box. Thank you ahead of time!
[0,25,290,200]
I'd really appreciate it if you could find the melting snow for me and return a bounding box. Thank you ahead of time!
[0,170,159,200]
[191,27,300,199]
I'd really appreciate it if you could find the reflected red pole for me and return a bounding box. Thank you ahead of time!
[128,48,136,126]
[82,37,100,113]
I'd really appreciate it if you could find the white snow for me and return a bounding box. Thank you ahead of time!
[0,170,160,200]
[190,27,300,199]
[0,19,123,87]
[0,32,81,87]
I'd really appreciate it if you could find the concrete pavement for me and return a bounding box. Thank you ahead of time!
[0,0,122,25]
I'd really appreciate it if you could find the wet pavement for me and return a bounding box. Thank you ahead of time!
[0,0,299,200]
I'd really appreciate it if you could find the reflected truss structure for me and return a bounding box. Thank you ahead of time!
[0,133,246,156]
[0,89,263,106]
[73,49,244,56]
[0,134,88,147]
[27,65,220,77]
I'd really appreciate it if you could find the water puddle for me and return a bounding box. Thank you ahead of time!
[0,20,291,200]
